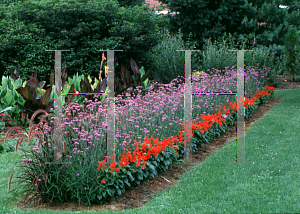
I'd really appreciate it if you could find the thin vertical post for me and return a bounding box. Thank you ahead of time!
[228,50,254,165]
[105,50,117,166]
[176,48,254,165]
[184,50,192,164]
[176,50,199,164]
[45,49,71,165]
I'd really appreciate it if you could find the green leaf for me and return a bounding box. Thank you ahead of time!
[140,66,145,77]
[118,181,124,189]
[131,75,136,86]
[120,167,127,174]
[127,171,134,181]
[0,87,7,98]
[152,161,157,167]
[1,76,8,87]
[143,170,149,178]
[164,160,170,166]
[108,187,115,196]
[137,173,143,181]
[0,121,5,130]
[104,188,111,196]
[7,79,13,90]
[124,180,131,187]
[136,168,143,175]
[116,188,122,196]
[149,164,155,172]
[0,106,15,114]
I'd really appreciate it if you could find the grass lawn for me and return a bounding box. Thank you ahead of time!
[0,88,299,213]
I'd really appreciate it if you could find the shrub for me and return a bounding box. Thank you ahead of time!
[282,27,300,78]
[191,33,283,88]
[191,35,238,76]
[294,75,300,82]
[0,0,169,86]
[144,28,198,87]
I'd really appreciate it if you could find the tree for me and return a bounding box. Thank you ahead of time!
[282,27,300,77]
[238,0,300,70]
[157,0,259,51]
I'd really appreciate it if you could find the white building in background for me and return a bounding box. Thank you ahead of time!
[279,5,289,9]
[144,0,179,16]
[144,0,291,16]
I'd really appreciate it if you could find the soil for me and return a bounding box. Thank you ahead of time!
[3,75,300,212]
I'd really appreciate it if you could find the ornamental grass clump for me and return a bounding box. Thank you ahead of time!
[4,100,111,205]
[3,62,275,205]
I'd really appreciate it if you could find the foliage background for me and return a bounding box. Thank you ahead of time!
[0,0,299,86]
[0,0,170,87]
[156,0,300,76]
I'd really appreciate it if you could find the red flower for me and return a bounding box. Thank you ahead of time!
[97,160,107,171]
[95,86,273,178]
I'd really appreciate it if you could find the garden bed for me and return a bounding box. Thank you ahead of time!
[1,75,298,212]
[13,91,284,212]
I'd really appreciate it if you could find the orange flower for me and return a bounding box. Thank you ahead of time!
[100,179,105,184]
[110,162,116,171]
[97,160,107,171]
[115,166,121,172]
[95,85,273,176]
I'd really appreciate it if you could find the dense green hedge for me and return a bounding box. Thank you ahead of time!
[0,0,170,85]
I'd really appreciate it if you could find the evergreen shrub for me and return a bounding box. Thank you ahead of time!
[0,0,169,86]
